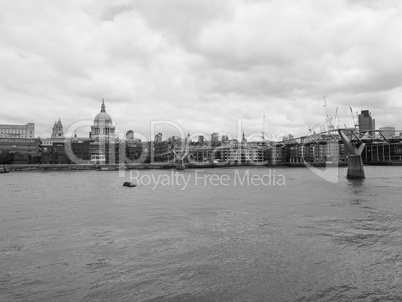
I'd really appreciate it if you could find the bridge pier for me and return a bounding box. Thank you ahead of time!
[347,155,365,179]
[338,130,365,180]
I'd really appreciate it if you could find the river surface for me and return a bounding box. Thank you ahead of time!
[1,166,402,301]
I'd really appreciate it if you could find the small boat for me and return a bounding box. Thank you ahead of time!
[123,181,136,187]
[98,166,116,171]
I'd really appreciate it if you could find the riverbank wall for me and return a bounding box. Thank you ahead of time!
[2,161,355,172]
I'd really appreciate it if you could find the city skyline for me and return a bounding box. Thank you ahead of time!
[0,99,386,143]
[1,0,402,139]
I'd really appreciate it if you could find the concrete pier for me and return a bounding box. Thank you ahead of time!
[347,155,365,179]
[338,129,366,180]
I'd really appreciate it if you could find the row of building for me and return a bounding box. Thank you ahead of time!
[0,100,269,165]
[1,103,402,166]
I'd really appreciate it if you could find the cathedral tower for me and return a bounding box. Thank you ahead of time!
[51,118,64,139]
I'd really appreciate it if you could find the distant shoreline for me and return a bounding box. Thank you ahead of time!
[1,162,375,173]
[3,163,270,172]
[4,161,402,173]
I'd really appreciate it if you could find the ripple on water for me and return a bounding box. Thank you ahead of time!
[1,168,402,301]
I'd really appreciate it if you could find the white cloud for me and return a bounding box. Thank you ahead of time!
[1,0,401,140]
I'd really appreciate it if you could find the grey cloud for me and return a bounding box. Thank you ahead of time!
[102,4,133,21]
[1,0,402,138]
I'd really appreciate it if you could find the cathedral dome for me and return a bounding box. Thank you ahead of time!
[93,100,113,125]
[93,112,113,124]
[90,99,115,140]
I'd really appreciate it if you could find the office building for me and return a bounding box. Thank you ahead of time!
[358,110,375,132]
[0,123,35,138]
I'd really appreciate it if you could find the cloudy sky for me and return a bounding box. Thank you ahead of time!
[1,0,402,141]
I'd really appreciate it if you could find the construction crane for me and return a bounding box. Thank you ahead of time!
[261,115,265,140]
[334,107,339,129]
[323,97,337,130]
[261,115,267,142]
[308,122,321,134]
[349,106,359,129]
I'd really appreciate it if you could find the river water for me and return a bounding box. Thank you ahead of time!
[1,166,401,301]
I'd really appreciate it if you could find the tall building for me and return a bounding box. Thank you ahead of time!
[0,122,38,164]
[0,123,35,138]
[90,99,115,140]
[242,132,247,144]
[51,118,64,139]
[222,134,229,144]
[155,133,162,143]
[126,130,134,140]
[89,100,117,164]
[358,110,375,132]
[41,119,66,146]
[211,133,219,147]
